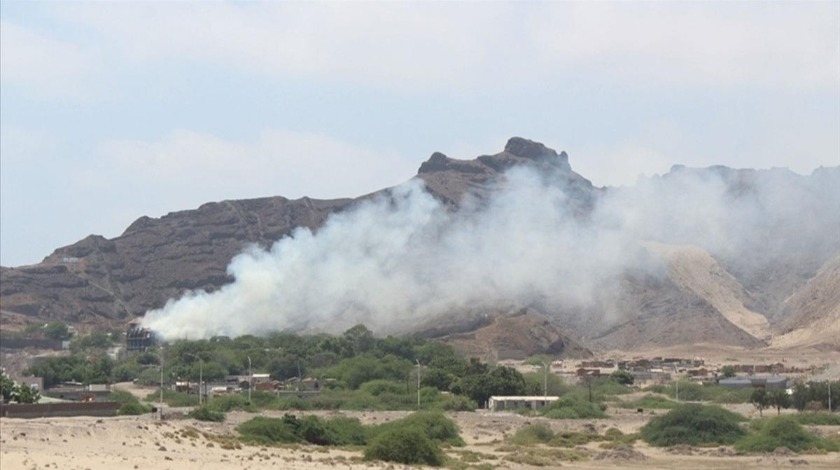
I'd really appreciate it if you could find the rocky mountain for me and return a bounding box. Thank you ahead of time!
[771,255,840,351]
[1,137,838,355]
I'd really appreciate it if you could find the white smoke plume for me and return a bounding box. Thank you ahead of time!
[142,158,840,340]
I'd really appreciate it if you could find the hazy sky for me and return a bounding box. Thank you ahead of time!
[2,1,838,268]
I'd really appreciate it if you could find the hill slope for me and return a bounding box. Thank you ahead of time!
[1,137,837,352]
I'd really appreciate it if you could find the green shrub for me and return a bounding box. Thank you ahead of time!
[549,430,601,447]
[364,427,443,466]
[509,423,554,445]
[735,416,840,453]
[542,396,608,419]
[206,393,257,413]
[371,411,464,447]
[143,389,199,407]
[296,415,367,446]
[118,401,149,415]
[641,404,746,447]
[188,406,226,422]
[359,379,405,396]
[236,414,366,446]
[790,412,840,426]
[237,416,302,444]
[110,390,151,415]
[644,382,752,404]
[435,394,477,412]
[320,416,367,446]
[619,394,678,410]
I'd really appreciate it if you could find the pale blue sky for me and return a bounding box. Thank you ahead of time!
[1,1,838,267]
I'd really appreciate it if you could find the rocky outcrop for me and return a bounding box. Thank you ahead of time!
[0,196,353,332]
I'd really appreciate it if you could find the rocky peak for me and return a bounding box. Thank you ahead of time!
[504,137,556,160]
[419,137,572,176]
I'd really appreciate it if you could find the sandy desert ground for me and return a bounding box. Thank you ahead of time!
[3,406,840,470]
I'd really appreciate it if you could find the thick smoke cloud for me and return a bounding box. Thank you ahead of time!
[142,161,840,340]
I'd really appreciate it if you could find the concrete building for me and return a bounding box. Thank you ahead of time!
[718,376,787,389]
[488,396,559,411]
[126,320,154,352]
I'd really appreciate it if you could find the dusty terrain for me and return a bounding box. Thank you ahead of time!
[2,404,839,470]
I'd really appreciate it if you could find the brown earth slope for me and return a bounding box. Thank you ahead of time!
[771,255,840,351]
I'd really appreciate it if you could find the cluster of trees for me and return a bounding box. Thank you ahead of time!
[26,354,115,388]
[790,381,839,412]
[749,381,840,415]
[0,370,40,404]
[750,387,790,416]
[25,324,535,407]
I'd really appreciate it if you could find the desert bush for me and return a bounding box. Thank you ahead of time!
[236,414,366,446]
[508,423,554,445]
[640,404,746,447]
[550,430,601,447]
[237,415,302,445]
[619,394,678,410]
[542,396,608,419]
[735,416,840,453]
[359,379,405,396]
[143,389,199,407]
[434,394,477,412]
[110,390,151,415]
[790,412,840,426]
[188,406,226,422]
[320,416,367,446]
[371,411,464,447]
[118,401,149,415]
[645,382,752,404]
[206,393,257,413]
[364,427,443,466]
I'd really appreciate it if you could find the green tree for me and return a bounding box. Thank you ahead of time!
[342,324,375,356]
[43,321,71,341]
[768,388,791,415]
[610,369,635,386]
[719,365,737,379]
[70,331,113,353]
[1,370,17,403]
[15,383,40,404]
[455,365,526,405]
[751,388,770,417]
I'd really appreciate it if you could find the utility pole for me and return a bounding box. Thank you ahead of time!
[829,381,832,412]
[247,356,252,404]
[542,362,548,401]
[416,359,421,409]
[159,347,164,420]
[185,353,204,406]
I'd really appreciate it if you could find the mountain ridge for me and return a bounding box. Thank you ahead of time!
[2,137,838,355]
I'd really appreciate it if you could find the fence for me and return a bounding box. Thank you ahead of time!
[0,402,120,419]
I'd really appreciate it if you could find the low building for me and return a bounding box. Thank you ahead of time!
[719,376,787,389]
[488,396,559,412]
[43,383,112,402]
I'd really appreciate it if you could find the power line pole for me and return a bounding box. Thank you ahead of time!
[416,359,421,409]
[542,362,548,401]
[247,356,252,404]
